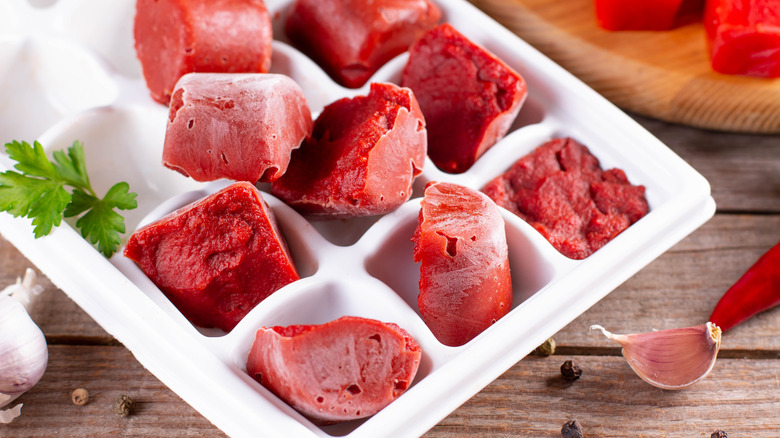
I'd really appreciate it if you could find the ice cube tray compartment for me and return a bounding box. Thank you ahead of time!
[0,37,118,143]
[0,1,716,437]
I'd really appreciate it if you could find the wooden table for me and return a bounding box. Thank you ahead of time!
[2,113,778,437]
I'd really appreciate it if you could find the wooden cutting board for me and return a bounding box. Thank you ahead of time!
[471,0,780,133]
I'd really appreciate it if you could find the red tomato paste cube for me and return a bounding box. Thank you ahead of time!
[124,182,299,332]
[285,0,441,88]
[413,181,513,347]
[704,0,780,78]
[595,0,704,30]
[270,82,427,218]
[246,316,422,422]
[134,0,273,105]
[401,24,527,174]
[163,73,313,184]
[482,138,649,260]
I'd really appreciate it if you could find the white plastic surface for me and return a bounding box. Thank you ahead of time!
[0,1,716,437]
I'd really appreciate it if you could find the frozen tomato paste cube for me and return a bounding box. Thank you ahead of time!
[285,0,441,88]
[134,0,273,105]
[595,0,704,30]
[246,316,421,422]
[401,23,527,174]
[704,0,780,78]
[482,138,649,260]
[163,73,313,183]
[413,181,513,347]
[270,82,426,218]
[124,182,299,332]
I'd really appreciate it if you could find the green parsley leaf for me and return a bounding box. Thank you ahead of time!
[0,140,138,258]
[63,188,98,218]
[52,140,91,190]
[0,170,70,237]
[73,196,125,258]
[5,140,61,180]
[102,181,138,211]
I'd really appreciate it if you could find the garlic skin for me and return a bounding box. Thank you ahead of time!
[591,322,721,390]
[0,269,48,411]
[0,403,22,424]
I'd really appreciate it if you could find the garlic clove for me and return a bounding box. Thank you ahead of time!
[0,294,48,407]
[591,322,721,390]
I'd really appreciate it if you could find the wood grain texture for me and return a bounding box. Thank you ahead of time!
[425,355,780,437]
[3,346,226,438]
[7,346,779,437]
[469,0,780,133]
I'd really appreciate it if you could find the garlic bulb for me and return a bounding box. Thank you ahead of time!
[591,322,721,390]
[0,269,48,423]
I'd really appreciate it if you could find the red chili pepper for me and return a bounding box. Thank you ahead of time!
[709,240,780,332]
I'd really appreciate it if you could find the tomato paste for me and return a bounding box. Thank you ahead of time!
[134,0,273,104]
[413,181,513,347]
[704,0,780,78]
[163,73,312,183]
[285,0,441,88]
[124,182,299,332]
[401,23,527,174]
[246,316,421,422]
[595,0,704,30]
[482,138,649,260]
[270,82,426,218]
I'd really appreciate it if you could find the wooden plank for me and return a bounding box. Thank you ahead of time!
[425,355,780,437]
[7,346,779,437]
[468,0,780,133]
[4,345,227,438]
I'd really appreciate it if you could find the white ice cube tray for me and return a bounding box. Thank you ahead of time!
[0,0,716,437]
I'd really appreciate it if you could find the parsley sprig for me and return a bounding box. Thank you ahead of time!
[0,140,137,258]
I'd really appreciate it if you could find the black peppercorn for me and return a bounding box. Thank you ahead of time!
[561,419,583,438]
[711,431,728,438]
[113,394,135,417]
[560,360,582,381]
